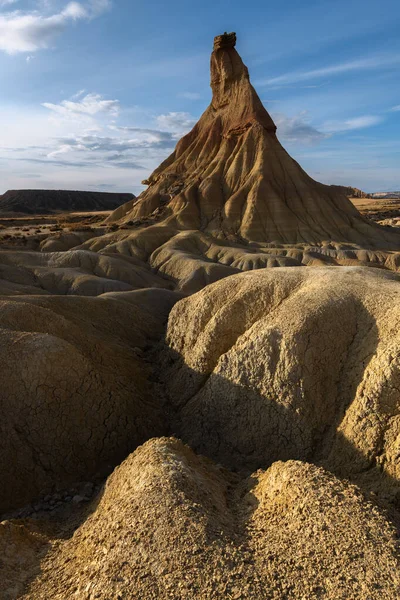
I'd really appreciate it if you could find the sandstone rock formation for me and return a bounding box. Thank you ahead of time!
[58,32,397,290]
[0,190,134,215]
[332,185,371,199]
[105,32,399,250]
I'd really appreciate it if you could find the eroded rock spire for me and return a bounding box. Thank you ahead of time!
[107,34,400,250]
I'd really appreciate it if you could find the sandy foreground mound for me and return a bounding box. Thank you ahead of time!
[0,438,398,600]
[0,249,171,296]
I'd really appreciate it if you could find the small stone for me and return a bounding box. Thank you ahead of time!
[72,495,86,504]
[81,482,94,497]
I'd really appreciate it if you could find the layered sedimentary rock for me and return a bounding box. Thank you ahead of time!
[1,34,400,600]
[105,32,399,251]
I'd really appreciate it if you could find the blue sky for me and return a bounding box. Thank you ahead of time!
[0,0,399,194]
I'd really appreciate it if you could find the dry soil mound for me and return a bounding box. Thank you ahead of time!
[163,266,400,498]
[4,438,397,599]
[0,288,181,512]
[0,32,400,600]
[0,249,172,296]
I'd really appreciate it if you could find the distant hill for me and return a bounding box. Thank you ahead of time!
[330,186,371,199]
[0,189,135,214]
[370,191,400,199]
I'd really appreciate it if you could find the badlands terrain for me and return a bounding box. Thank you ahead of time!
[1,32,400,599]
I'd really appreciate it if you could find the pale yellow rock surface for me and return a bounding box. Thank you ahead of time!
[163,266,400,497]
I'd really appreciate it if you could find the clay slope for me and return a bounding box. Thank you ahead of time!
[0,288,180,512]
[0,249,171,296]
[1,268,400,597]
[2,438,398,600]
[0,190,134,215]
[163,266,400,498]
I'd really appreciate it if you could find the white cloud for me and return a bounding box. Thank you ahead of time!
[47,130,176,161]
[273,112,329,144]
[321,115,383,133]
[0,0,19,6]
[0,98,199,193]
[260,54,400,86]
[0,0,111,54]
[25,54,34,62]
[37,108,198,171]
[62,1,87,19]
[155,112,196,133]
[391,105,400,112]
[42,93,120,118]
[71,89,86,100]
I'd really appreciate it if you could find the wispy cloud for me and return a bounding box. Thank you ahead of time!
[111,126,178,145]
[71,89,86,100]
[155,112,196,133]
[0,0,111,54]
[16,155,144,170]
[321,115,383,133]
[47,130,176,160]
[391,105,400,112]
[33,105,200,175]
[259,54,400,86]
[273,112,329,144]
[42,93,120,118]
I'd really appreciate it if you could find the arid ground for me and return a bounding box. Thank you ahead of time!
[1,33,399,600]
